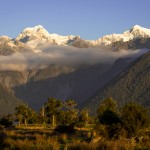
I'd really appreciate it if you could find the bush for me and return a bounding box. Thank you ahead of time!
[99,110,121,126]
[107,123,127,139]
[97,98,121,126]
[121,102,150,137]
[0,117,13,128]
[94,124,108,138]
[94,123,127,139]
[76,121,86,128]
[54,124,75,134]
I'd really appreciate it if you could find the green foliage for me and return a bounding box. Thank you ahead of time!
[96,98,150,139]
[63,99,78,125]
[88,52,150,114]
[38,106,46,124]
[96,98,121,139]
[94,123,126,139]
[121,102,150,137]
[0,114,13,127]
[97,97,118,116]
[15,104,35,125]
[77,108,89,127]
[54,124,75,134]
[97,98,120,125]
[10,96,150,142]
[28,110,38,124]
[99,110,121,126]
[44,97,62,126]
[64,99,77,110]
[107,123,127,139]
[63,110,78,125]
[38,98,79,126]
[94,124,109,138]
[44,98,62,116]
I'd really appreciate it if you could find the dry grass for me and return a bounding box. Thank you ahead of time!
[67,139,136,150]
[4,138,58,150]
[0,128,59,150]
[0,127,150,150]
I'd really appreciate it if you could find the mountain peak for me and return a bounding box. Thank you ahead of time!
[13,24,150,49]
[24,25,46,33]
[22,25,49,34]
[15,25,50,45]
[129,25,149,33]
[15,25,78,48]
[33,25,44,29]
[0,36,11,41]
[129,25,150,37]
[132,25,143,30]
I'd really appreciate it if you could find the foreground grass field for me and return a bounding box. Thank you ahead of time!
[0,125,150,150]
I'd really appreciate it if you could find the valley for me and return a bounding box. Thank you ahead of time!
[0,25,150,114]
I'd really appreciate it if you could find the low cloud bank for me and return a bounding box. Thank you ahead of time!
[0,46,148,71]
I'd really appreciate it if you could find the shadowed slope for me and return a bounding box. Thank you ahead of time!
[86,52,150,114]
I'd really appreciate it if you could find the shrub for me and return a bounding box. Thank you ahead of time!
[0,116,13,127]
[94,124,108,138]
[99,110,121,126]
[121,102,150,137]
[54,124,75,134]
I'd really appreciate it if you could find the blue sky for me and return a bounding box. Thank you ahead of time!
[0,0,150,40]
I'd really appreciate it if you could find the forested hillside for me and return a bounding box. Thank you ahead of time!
[87,52,150,114]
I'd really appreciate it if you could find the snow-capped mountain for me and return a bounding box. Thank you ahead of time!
[0,24,150,114]
[0,36,33,55]
[16,25,78,48]
[0,36,11,43]
[0,25,150,54]
[90,25,150,46]
[128,25,150,38]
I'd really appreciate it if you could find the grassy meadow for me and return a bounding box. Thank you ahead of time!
[0,125,150,150]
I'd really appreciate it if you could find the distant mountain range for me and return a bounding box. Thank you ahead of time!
[1,25,150,54]
[0,25,150,114]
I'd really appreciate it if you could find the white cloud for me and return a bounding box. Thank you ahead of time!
[0,46,148,71]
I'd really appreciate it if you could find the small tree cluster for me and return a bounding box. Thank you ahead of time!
[13,98,90,128]
[11,97,150,139]
[121,102,149,137]
[96,97,150,138]
[15,104,37,126]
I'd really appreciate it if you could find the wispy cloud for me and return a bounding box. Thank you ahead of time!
[0,46,147,71]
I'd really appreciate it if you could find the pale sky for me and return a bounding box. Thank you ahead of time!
[0,0,150,40]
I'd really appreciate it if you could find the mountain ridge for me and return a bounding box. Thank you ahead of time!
[0,25,150,114]
[0,84,23,115]
[86,51,150,114]
[1,25,150,51]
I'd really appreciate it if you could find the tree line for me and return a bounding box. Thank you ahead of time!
[13,98,89,128]
[0,97,150,138]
